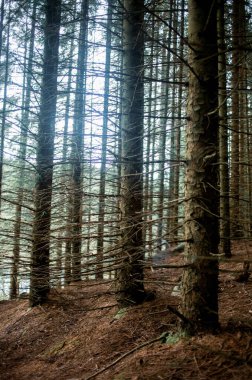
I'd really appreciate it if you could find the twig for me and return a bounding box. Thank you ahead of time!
[165,305,192,326]
[84,333,168,380]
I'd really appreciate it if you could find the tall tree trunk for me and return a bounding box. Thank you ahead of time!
[157,23,172,249]
[96,0,113,279]
[0,0,4,59]
[144,9,159,256]
[217,0,231,256]
[116,0,146,306]
[0,12,10,213]
[71,0,89,282]
[63,42,75,286]
[167,0,184,241]
[29,0,61,306]
[230,0,241,237]
[180,0,219,334]
[10,0,37,299]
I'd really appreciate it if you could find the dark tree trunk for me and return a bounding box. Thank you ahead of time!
[116,0,146,306]
[29,0,61,306]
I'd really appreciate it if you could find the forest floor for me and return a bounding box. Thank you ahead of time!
[0,241,252,380]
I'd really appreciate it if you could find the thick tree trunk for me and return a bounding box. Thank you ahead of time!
[180,0,219,334]
[29,0,61,306]
[116,0,146,306]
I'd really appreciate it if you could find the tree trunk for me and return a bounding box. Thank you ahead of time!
[157,24,172,249]
[71,0,89,282]
[0,14,10,213]
[29,0,61,306]
[116,0,146,306]
[0,0,5,59]
[230,0,241,238]
[96,0,113,279]
[180,0,219,334]
[10,0,37,299]
[217,0,231,256]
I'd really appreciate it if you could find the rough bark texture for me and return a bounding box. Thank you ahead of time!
[180,0,219,334]
[116,0,146,306]
[29,0,61,306]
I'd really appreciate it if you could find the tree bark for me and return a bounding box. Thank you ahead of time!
[96,0,113,279]
[217,0,231,256]
[180,0,219,334]
[10,0,37,299]
[29,0,61,306]
[116,0,146,306]
[71,0,89,282]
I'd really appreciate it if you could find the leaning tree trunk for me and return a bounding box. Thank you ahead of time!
[116,0,146,306]
[29,0,61,306]
[180,0,219,335]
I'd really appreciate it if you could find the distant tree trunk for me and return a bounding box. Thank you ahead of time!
[116,0,146,306]
[237,1,248,236]
[0,0,4,59]
[63,36,75,286]
[167,0,184,240]
[217,0,231,256]
[96,0,113,279]
[230,0,241,238]
[71,0,89,282]
[29,0,61,306]
[157,25,172,249]
[10,1,37,299]
[180,0,219,335]
[144,9,159,255]
[0,15,10,213]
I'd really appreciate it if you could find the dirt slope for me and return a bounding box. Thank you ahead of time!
[0,246,252,380]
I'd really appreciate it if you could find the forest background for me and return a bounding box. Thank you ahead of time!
[0,0,251,337]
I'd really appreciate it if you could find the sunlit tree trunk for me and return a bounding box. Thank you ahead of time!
[116,0,146,306]
[180,0,219,334]
[29,0,61,306]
